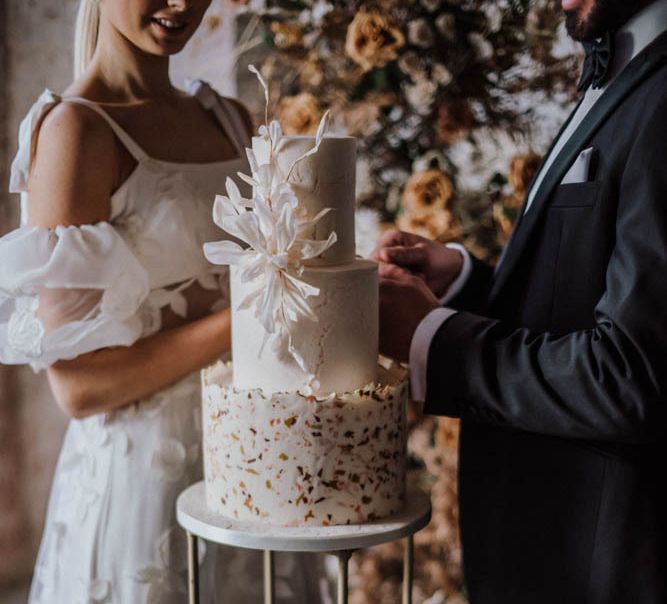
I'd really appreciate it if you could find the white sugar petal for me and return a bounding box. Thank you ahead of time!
[240,255,268,282]
[285,110,331,180]
[237,286,262,311]
[225,177,253,209]
[296,207,333,234]
[314,109,331,146]
[251,135,272,167]
[269,119,283,146]
[282,271,320,298]
[275,203,293,252]
[282,280,318,321]
[203,240,249,266]
[212,195,237,227]
[258,271,282,333]
[237,171,258,189]
[220,212,266,251]
[296,231,338,260]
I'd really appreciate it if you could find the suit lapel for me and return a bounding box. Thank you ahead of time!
[489,31,667,305]
[492,95,585,271]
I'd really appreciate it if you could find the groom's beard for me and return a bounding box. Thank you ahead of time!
[565,0,655,41]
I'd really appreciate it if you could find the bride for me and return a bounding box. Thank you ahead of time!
[0,0,325,602]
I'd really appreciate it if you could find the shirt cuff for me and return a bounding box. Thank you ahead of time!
[439,243,472,304]
[409,307,458,402]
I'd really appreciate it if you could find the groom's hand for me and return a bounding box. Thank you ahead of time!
[371,230,464,299]
[378,262,440,363]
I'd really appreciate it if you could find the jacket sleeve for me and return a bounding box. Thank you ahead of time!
[423,93,667,444]
[446,254,495,314]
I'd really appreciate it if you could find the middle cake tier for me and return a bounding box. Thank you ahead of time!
[231,258,378,395]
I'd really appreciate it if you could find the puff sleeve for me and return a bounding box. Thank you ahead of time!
[0,223,150,371]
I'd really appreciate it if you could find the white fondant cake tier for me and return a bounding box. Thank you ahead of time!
[202,360,408,526]
[231,259,378,395]
[273,136,356,266]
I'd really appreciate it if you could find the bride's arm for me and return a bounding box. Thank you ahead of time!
[27,101,232,419]
[47,309,231,419]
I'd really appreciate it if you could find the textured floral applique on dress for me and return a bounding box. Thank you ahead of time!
[7,296,44,358]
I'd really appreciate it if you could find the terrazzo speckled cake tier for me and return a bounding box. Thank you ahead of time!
[201,66,409,526]
[202,360,407,526]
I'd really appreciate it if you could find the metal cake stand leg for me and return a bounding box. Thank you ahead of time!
[187,532,200,604]
[264,550,275,604]
[402,535,414,604]
[336,550,354,604]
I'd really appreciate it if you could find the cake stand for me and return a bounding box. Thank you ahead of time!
[176,481,431,604]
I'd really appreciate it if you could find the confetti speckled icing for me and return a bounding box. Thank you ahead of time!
[202,360,408,526]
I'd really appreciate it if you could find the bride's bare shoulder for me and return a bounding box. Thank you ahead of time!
[28,100,118,228]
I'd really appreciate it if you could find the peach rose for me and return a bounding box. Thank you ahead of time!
[343,101,381,136]
[345,11,405,72]
[401,169,454,213]
[396,208,459,241]
[299,55,325,88]
[277,93,323,135]
[270,22,304,49]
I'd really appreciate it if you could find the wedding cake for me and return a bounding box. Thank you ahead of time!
[201,67,408,527]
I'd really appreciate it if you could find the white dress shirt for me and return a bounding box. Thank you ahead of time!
[408,0,667,403]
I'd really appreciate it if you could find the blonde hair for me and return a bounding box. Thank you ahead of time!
[74,0,100,78]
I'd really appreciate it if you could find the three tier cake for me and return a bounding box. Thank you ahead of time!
[202,68,408,527]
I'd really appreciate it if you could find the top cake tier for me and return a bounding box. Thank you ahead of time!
[272,135,357,266]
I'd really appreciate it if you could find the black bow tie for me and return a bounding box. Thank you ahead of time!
[578,31,615,92]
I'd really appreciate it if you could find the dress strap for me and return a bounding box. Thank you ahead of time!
[10,89,61,194]
[187,80,250,155]
[60,96,148,161]
[218,98,252,152]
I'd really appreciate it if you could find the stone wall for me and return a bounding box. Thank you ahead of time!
[0,0,237,589]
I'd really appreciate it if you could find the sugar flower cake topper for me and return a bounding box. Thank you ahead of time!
[204,65,336,383]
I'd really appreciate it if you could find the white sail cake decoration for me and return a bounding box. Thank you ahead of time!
[204,66,338,385]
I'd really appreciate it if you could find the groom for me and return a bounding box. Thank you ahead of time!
[375,0,667,602]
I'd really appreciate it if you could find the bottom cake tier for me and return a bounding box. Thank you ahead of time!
[202,359,408,527]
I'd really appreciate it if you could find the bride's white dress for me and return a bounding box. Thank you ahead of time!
[0,82,326,603]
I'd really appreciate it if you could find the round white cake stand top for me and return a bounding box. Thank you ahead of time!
[177,481,431,552]
[176,481,432,604]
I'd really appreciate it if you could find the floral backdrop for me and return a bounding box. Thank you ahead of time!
[230,1,580,602]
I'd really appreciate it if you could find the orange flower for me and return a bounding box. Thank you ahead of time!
[401,170,454,213]
[343,101,381,137]
[345,11,405,72]
[298,55,325,88]
[270,22,304,49]
[396,208,459,241]
[277,93,323,135]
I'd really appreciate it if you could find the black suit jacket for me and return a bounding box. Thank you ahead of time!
[424,32,667,603]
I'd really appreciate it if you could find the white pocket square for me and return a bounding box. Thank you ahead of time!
[561,147,596,185]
